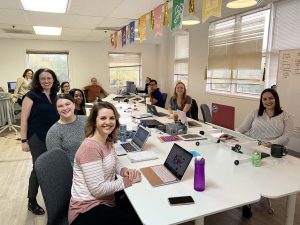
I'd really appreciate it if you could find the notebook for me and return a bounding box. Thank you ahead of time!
[177,110,202,127]
[147,104,168,117]
[140,143,193,187]
[115,126,150,156]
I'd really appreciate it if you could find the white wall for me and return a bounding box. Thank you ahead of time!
[0,22,259,130]
[0,38,167,93]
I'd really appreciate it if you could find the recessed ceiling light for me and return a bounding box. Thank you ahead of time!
[33,26,62,36]
[20,0,69,13]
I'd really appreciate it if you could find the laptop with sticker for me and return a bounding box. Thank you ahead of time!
[140,143,193,187]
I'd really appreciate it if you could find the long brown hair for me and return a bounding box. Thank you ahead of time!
[173,81,187,105]
[85,101,120,142]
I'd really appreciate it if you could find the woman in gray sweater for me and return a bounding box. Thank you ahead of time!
[46,94,86,164]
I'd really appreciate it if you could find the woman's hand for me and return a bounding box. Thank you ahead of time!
[124,169,140,182]
[22,142,30,152]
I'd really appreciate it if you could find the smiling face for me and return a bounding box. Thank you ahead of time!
[262,91,276,110]
[74,90,83,106]
[95,108,116,137]
[62,83,70,93]
[175,83,186,96]
[56,98,75,120]
[39,72,54,91]
[25,70,33,80]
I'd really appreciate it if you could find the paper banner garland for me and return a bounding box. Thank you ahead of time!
[202,0,222,23]
[171,0,184,30]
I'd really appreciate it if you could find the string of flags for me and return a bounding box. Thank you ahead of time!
[110,0,223,48]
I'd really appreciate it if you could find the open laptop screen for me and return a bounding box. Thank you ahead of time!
[132,126,149,149]
[164,144,193,180]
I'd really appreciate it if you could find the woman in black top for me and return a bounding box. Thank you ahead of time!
[69,88,86,115]
[20,68,60,215]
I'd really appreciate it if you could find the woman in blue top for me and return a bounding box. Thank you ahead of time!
[21,68,60,215]
[168,81,192,118]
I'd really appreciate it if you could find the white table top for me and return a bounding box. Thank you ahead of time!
[99,98,300,225]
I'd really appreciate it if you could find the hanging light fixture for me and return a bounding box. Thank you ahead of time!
[226,0,257,9]
[182,0,200,26]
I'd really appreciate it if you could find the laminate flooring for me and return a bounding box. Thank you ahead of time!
[0,131,299,225]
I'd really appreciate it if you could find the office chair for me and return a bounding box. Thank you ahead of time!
[161,93,168,108]
[83,89,89,103]
[190,98,199,121]
[200,104,212,123]
[35,150,73,225]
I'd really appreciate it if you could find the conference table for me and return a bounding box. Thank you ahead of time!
[90,96,300,225]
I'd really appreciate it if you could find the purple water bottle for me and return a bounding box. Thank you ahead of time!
[194,157,205,192]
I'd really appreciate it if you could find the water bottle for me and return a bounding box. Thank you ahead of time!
[194,156,205,192]
[183,122,188,134]
[119,124,127,143]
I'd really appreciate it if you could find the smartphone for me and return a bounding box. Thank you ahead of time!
[168,196,195,206]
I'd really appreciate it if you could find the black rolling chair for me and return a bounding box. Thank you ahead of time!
[35,150,73,225]
[161,93,168,108]
[190,98,199,121]
[200,104,212,123]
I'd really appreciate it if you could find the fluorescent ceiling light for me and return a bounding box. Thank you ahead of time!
[20,0,69,13]
[226,0,257,9]
[33,26,62,36]
[182,15,201,25]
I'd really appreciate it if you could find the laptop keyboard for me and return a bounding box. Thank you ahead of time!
[120,143,137,152]
[152,165,175,183]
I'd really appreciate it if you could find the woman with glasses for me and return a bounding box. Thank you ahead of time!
[21,68,60,215]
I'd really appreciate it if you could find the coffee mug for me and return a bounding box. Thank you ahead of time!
[271,144,287,158]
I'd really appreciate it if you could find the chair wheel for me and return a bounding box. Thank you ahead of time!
[267,208,274,214]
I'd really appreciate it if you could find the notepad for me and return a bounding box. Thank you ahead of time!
[127,151,158,163]
[159,135,181,142]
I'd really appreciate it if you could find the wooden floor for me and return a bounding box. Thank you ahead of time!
[0,131,299,225]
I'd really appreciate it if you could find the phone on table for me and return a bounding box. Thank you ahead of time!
[168,196,195,206]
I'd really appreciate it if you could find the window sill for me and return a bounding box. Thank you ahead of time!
[205,90,260,102]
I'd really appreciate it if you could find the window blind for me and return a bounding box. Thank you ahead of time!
[269,0,300,85]
[109,53,141,66]
[208,10,268,70]
[174,34,189,77]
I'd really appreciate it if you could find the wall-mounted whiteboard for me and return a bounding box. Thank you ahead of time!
[277,49,300,152]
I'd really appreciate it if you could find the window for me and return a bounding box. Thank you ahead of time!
[27,51,69,83]
[109,53,141,87]
[174,33,189,87]
[207,8,270,96]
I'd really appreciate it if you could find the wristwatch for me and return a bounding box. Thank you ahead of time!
[21,139,27,143]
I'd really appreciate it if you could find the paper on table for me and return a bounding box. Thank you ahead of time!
[127,151,158,163]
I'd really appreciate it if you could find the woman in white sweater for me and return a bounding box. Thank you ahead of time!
[13,69,33,105]
[237,88,294,147]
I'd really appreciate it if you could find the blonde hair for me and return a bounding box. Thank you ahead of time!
[173,81,187,105]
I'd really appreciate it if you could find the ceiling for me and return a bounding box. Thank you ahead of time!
[0,0,165,42]
[0,0,275,43]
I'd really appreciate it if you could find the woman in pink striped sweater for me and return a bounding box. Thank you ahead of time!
[69,101,142,225]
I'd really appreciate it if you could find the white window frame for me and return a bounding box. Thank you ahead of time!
[206,7,271,97]
[26,51,69,83]
[108,53,142,88]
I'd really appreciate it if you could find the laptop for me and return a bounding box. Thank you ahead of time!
[115,126,150,156]
[147,104,168,117]
[132,113,153,119]
[140,119,165,128]
[140,143,193,187]
[177,110,202,127]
